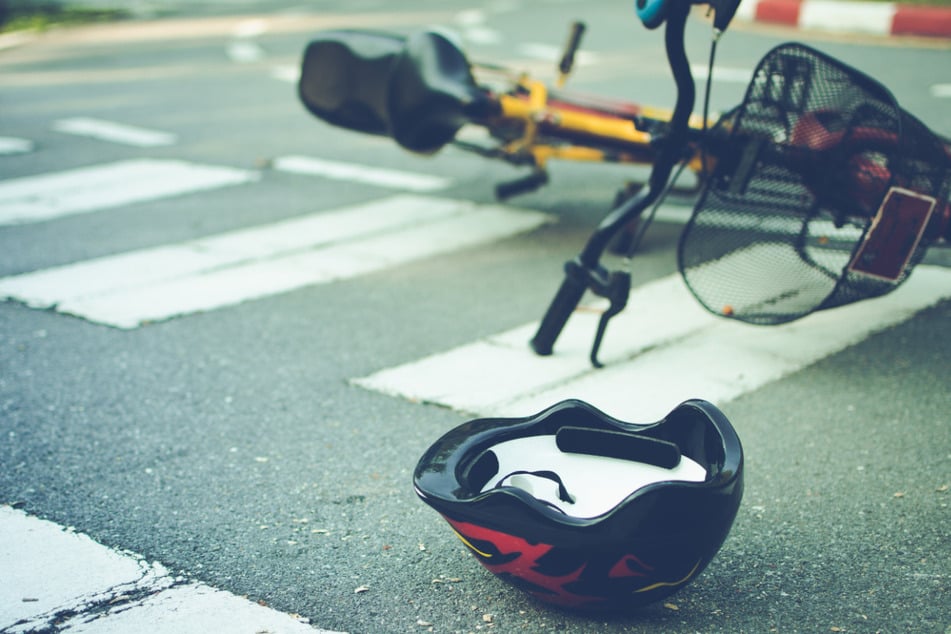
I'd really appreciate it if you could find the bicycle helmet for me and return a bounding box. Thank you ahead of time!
[414,399,743,610]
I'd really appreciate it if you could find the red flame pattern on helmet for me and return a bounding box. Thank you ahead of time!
[444,517,698,608]
[445,517,593,607]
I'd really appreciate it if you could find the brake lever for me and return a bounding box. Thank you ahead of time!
[589,271,631,368]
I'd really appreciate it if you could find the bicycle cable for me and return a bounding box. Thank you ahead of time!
[700,26,719,182]
[619,32,720,265]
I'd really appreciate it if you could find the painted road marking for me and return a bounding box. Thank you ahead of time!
[233,18,269,38]
[354,265,951,421]
[453,8,503,45]
[227,40,265,63]
[515,42,599,67]
[0,194,551,328]
[274,155,452,192]
[228,18,268,63]
[0,158,257,226]
[0,136,33,155]
[272,65,300,83]
[462,26,502,45]
[454,8,488,26]
[52,117,177,147]
[690,64,753,83]
[0,505,340,633]
[931,84,951,98]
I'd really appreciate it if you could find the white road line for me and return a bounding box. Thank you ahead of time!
[515,43,599,67]
[52,117,177,147]
[0,195,551,328]
[454,8,487,26]
[0,136,33,155]
[462,26,503,45]
[274,155,452,192]
[272,65,301,83]
[0,159,258,226]
[228,18,268,63]
[453,8,503,44]
[354,265,951,421]
[227,40,266,63]
[690,64,752,83]
[931,84,951,98]
[653,203,693,224]
[233,18,269,38]
[0,505,340,634]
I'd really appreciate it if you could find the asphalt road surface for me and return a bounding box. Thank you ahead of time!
[1,1,949,633]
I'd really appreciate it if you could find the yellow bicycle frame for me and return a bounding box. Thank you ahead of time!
[494,77,709,175]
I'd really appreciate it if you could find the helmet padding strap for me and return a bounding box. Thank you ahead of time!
[497,470,576,504]
[556,427,681,469]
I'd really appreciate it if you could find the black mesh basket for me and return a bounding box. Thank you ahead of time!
[679,43,951,324]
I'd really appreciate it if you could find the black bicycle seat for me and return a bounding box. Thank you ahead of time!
[299,29,491,154]
[299,29,404,137]
[387,30,492,154]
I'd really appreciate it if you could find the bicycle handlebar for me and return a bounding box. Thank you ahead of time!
[531,0,696,364]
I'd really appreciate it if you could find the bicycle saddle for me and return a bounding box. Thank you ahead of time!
[387,30,492,154]
[299,30,403,137]
[299,29,491,154]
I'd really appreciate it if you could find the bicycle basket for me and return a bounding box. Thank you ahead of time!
[679,43,951,324]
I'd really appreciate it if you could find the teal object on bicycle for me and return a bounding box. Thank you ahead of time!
[635,0,668,28]
[638,0,744,31]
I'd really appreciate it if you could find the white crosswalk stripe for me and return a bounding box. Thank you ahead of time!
[227,40,266,63]
[274,155,452,192]
[0,159,257,226]
[271,65,300,82]
[690,64,753,83]
[515,42,600,67]
[354,265,951,421]
[0,194,551,328]
[0,136,34,155]
[52,117,178,147]
[0,506,341,634]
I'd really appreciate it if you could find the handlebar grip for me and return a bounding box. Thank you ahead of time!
[530,262,587,356]
[558,21,586,76]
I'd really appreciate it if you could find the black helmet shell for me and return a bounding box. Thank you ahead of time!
[414,399,743,610]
